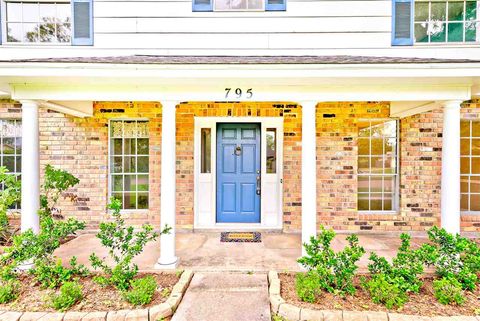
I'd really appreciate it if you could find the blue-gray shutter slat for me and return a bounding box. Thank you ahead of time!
[392,0,414,45]
[266,0,286,11]
[193,0,212,12]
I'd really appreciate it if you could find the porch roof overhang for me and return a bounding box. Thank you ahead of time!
[0,55,480,117]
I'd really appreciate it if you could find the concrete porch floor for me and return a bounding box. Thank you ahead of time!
[54,232,429,272]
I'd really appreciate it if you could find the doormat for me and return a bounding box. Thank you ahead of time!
[220,232,261,243]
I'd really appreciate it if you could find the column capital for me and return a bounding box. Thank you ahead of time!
[19,100,39,107]
[440,100,463,109]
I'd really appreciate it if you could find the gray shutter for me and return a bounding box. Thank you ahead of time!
[193,0,212,11]
[266,0,286,11]
[392,0,413,45]
[72,0,93,45]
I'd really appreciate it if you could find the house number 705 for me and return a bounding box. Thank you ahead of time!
[225,88,253,99]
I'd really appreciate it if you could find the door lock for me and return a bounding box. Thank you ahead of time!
[256,174,261,195]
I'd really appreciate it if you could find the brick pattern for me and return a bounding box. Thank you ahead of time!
[176,102,302,230]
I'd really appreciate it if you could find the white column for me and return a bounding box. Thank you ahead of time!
[20,100,40,234]
[441,100,462,235]
[155,101,178,269]
[301,101,317,256]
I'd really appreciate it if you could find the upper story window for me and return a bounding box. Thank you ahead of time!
[5,1,71,44]
[357,120,399,212]
[193,0,285,12]
[461,119,480,213]
[0,0,93,45]
[414,0,479,43]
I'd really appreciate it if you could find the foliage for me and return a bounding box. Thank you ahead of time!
[89,198,170,291]
[122,275,157,306]
[0,167,21,245]
[368,233,425,294]
[0,279,19,303]
[420,226,480,290]
[0,165,85,280]
[50,281,83,311]
[32,256,89,289]
[362,274,407,309]
[297,226,365,296]
[433,276,466,305]
[295,271,322,303]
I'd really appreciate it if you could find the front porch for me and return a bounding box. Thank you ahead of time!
[54,232,428,272]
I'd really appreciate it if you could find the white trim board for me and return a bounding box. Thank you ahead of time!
[194,116,284,230]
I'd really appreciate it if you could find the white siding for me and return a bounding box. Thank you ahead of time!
[1,0,480,59]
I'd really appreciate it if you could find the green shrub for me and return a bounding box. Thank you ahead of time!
[122,276,157,306]
[0,167,21,245]
[0,165,85,280]
[90,198,170,291]
[51,281,83,311]
[368,233,425,294]
[433,277,466,305]
[32,257,89,289]
[362,274,407,309]
[420,227,480,290]
[297,226,365,296]
[295,271,322,303]
[0,279,19,303]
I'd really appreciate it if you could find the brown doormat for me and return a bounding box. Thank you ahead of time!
[220,232,261,243]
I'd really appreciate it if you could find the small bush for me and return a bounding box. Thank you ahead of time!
[33,257,89,289]
[297,226,365,296]
[362,274,407,309]
[0,280,19,303]
[51,281,83,311]
[122,276,157,306]
[295,271,322,303]
[433,277,466,306]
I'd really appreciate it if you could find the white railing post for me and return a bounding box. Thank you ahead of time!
[441,100,462,234]
[155,101,179,269]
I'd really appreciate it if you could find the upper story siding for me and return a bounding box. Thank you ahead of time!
[0,0,480,59]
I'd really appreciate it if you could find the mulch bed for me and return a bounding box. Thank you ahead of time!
[280,272,480,317]
[0,272,179,312]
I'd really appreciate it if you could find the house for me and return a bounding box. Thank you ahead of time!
[0,0,479,268]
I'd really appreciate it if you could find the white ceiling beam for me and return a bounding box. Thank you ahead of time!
[38,100,93,118]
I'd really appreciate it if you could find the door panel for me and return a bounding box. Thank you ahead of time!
[216,123,261,223]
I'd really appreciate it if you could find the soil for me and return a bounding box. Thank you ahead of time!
[280,272,480,316]
[0,272,180,312]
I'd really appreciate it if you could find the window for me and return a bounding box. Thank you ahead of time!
[192,0,285,12]
[266,128,276,174]
[5,1,71,43]
[461,120,480,213]
[414,0,479,43]
[214,0,263,10]
[201,128,211,173]
[0,120,21,209]
[109,120,149,210]
[358,120,399,212]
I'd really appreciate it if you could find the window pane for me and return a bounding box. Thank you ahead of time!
[471,194,480,211]
[22,3,39,22]
[358,193,369,211]
[461,157,470,174]
[266,128,276,174]
[358,157,370,174]
[201,128,211,173]
[248,0,263,9]
[431,2,447,20]
[124,175,135,192]
[3,157,14,172]
[7,23,22,42]
[383,176,394,193]
[461,193,469,211]
[39,21,56,43]
[466,23,477,41]
[370,156,383,173]
[415,2,429,20]
[470,176,480,193]
[113,138,122,154]
[431,24,447,42]
[137,138,149,154]
[415,23,430,42]
[137,156,149,173]
[370,196,382,211]
[112,175,123,191]
[461,138,470,155]
[57,3,71,23]
[358,176,369,193]
[39,3,56,21]
[124,193,136,210]
[461,175,469,193]
[138,193,148,209]
[448,22,464,42]
[124,138,136,155]
[473,157,480,174]
[23,23,39,42]
[370,138,383,155]
[370,176,382,193]
[473,121,480,137]
[7,3,22,21]
[461,120,470,137]
[137,175,149,191]
[472,139,480,155]
[383,193,393,211]
[112,156,123,173]
[448,2,464,21]
[57,23,71,43]
[358,138,369,155]
[124,156,136,173]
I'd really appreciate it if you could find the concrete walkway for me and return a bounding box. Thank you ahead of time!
[171,272,270,321]
[54,231,429,272]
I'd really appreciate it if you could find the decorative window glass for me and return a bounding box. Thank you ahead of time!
[201,128,211,174]
[109,120,149,210]
[461,120,480,213]
[0,120,21,209]
[358,120,399,212]
[414,0,479,43]
[214,0,264,10]
[266,128,276,174]
[4,1,71,43]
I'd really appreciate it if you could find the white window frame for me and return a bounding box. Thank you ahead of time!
[357,119,400,214]
[0,119,21,210]
[213,0,265,12]
[461,119,480,214]
[413,0,480,44]
[108,118,150,212]
[0,0,72,45]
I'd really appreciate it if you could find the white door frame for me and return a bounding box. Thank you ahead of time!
[193,116,284,230]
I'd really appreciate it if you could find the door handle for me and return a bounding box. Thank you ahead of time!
[256,173,261,195]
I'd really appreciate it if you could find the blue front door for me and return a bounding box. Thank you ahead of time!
[216,123,261,223]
